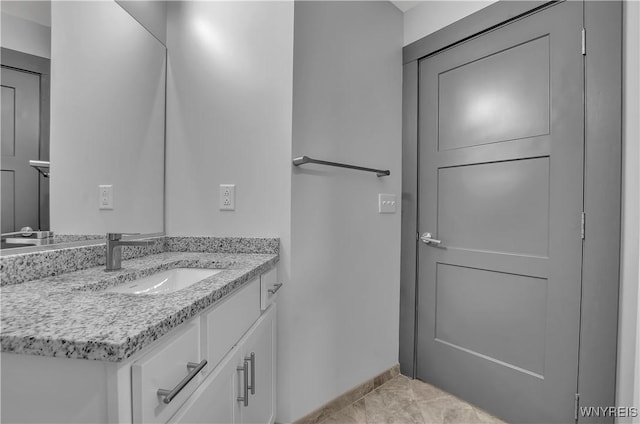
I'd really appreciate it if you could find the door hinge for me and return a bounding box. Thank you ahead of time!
[581,212,586,240]
[581,28,586,55]
[575,393,580,421]
[416,232,420,241]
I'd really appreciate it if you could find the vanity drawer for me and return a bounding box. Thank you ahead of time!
[201,276,261,372]
[132,320,202,424]
[260,267,280,311]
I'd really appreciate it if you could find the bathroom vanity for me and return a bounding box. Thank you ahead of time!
[0,238,281,424]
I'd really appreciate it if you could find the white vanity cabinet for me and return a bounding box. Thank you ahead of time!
[0,267,280,424]
[168,305,276,424]
[132,274,277,424]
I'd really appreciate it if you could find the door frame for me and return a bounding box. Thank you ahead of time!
[1,48,51,231]
[399,1,622,421]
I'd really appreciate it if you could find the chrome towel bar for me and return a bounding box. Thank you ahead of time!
[292,155,390,177]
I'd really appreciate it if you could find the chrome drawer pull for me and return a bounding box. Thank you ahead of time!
[268,283,283,295]
[157,359,207,404]
[246,352,256,395]
[237,360,249,406]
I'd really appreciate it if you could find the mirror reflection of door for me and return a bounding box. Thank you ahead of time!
[1,53,50,234]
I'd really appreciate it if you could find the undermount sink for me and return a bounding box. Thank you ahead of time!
[105,268,222,295]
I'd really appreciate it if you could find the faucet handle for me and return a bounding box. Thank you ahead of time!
[107,232,140,241]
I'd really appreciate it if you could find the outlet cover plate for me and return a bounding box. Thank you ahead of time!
[99,185,113,210]
[378,193,396,214]
[220,184,235,211]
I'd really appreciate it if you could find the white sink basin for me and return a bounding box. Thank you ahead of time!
[106,268,222,295]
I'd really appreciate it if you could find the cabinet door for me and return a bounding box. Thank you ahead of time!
[168,305,276,424]
[168,346,242,424]
[240,305,276,424]
[202,277,261,372]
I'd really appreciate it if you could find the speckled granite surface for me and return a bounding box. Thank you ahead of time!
[0,240,166,286]
[168,237,279,254]
[0,237,278,286]
[0,251,278,361]
[54,234,104,243]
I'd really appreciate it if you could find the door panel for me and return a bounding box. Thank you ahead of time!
[438,35,550,150]
[1,86,16,156]
[417,2,584,423]
[1,170,15,232]
[435,263,547,377]
[1,67,40,232]
[438,157,550,256]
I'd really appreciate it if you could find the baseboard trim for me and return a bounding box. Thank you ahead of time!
[292,364,400,424]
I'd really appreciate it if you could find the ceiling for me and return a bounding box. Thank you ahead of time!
[390,1,422,12]
[0,1,50,27]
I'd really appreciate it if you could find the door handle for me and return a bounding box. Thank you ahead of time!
[268,283,283,295]
[420,232,442,246]
[237,359,249,407]
[157,359,207,404]
[246,352,256,395]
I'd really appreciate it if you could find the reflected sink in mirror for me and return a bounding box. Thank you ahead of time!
[105,268,222,295]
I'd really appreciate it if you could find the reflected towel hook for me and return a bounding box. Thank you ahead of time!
[29,160,50,178]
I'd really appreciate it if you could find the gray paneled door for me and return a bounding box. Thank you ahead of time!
[1,66,40,233]
[416,2,584,423]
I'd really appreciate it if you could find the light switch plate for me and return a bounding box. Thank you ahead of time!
[378,193,396,214]
[220,184,235,211]
[99,185,113,210]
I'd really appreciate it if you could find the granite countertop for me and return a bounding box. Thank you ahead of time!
[0,251,278,362]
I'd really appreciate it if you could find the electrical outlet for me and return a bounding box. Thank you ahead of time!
[378,193,396,214]
[219,184,235,211]
[99,185,114,210]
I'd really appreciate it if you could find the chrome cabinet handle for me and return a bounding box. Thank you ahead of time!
[157,359,207,404]
[237,360,249,406]
[420,232,442,246]
[246,352,256,395]
[268,283,283,295]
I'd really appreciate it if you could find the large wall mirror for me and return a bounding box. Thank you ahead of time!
[0,1,166,252]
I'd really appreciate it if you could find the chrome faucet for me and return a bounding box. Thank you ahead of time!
[105,233,155,271]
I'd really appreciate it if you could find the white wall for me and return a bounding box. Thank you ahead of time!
[165,4,296,418]
[165,1,293,240]
[618,0,640,416]
[281,2,402,421]
[1,1,51,58]
[165,2,401,421]
[50,1,165,235]
[403,0,496,46]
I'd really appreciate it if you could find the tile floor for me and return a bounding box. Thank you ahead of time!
[318,375,507,424]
